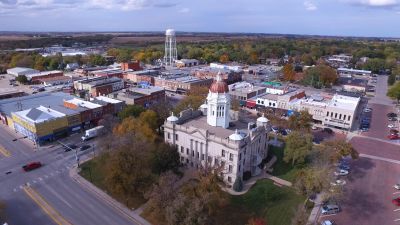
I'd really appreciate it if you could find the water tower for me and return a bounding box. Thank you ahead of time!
[163,29,177,66]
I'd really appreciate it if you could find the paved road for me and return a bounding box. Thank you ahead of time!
[0,125,136,225]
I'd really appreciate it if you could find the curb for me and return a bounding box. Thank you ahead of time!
[69,163,151,225]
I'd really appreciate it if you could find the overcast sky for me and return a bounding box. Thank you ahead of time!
[0,0,399,37]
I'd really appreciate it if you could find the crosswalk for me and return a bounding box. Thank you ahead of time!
[11,164,74,194]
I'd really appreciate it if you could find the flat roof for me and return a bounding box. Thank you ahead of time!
[64,98,102,109]
[337,68,371,74]
[94,96,123,104]
[257,93,279,101]
[13,105,65,124]
[7,67,39,74]
[129,86,164,95]
[327,94,360,111]
[180,115,249,139]
[0,92,75,117]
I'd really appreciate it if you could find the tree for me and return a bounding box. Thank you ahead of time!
[149,98,173,133]
[16,75,28,84]
[388,73,396,86]
[387,82,400,103]
[288,110,313,131]
[89,54,107,66]
[144,171,180,222]
[113,116,157,142]
[138,110,158,131]
[219,54,229,63]
[104,136,154,206]
[282,64,296,82]
[284,131,313,166]
[118,105,145,120]
[150,143,181,175]
[318,139,359,163]
[302,65,337,88]
[174,86,209,114]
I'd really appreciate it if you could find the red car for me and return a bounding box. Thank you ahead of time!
[22,162,42,172]
[393,197,400,206]
[388,134,399,140]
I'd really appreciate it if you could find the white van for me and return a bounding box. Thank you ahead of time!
[321,204,340,215]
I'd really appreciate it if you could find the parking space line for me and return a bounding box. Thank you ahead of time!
[394,209,400,212]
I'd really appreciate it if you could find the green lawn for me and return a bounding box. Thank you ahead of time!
[269,145,304,182]
[214,180,305,225]
[79,158,146,209]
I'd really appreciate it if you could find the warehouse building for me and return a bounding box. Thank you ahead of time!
[7,67,39,77]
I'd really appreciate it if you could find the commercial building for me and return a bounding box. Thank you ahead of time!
[193,67,242,84]
[124,70,159,85]
[40,76,72,86]
[26,71,64,84]
[109,85,165,108]
[121,61,142,71]
[228,82,266,106]
[175,59,199,68]
[7,67,39,77]
[0,92,123,144]
[338,77,368,93]
[326,54,353,68]
[0,89,26,100]
[164,75,270,186]
[73,77,125,97]
[337,68,372,77]
[154,71,213,93]
[90,68,124,78]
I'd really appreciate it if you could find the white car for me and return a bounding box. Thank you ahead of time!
[388,124,396,129]
[321,220,335,225]
[334,169,349,176]
[394,184,400,190]
[363,108,372,113]
[330,179,346,186]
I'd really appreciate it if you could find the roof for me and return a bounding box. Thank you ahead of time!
[129,86,164,95]
[14,105,65,123]
[64,98,102,109]
[0,92,75,117]
[337,68,371,74]
[180,115,249,139]
[7,67,39,75]
[26,70,63,80]
[257,93,279,101]
[94,96,123,104]
[327,94,360,111]
[210,74,228,93]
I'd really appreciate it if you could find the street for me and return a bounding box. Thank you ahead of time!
[0,124,137,225]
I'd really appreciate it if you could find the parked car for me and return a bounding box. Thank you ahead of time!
[363,108,372,113]
[280,129,288,136]
[389,117,398,122]
[271,126,279,133]
[323,128,333,134]
[22,162,42,172]
[394,184,400,190]
[388,124,396,129]
[334,169,349,176]
[392,197,400,206]
[321,204,340,215]
[390,129,399,134]
[338,164,351,170]
[321,220,335,225]
[330,179,346,186]
[79,145,91,151]
[387,112,397,118]
[388,133,399,140]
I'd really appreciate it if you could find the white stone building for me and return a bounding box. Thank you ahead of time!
[163,75,269,186]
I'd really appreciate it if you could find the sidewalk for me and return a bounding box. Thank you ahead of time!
[307,193,323,225]
[69,164,151,225]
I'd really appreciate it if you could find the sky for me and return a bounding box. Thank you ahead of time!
[0,0,400,37]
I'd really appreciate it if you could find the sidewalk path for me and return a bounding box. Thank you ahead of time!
[69,165,151,225]
[307,194,323,225]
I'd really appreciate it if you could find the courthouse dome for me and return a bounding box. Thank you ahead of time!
[209,72,228,93]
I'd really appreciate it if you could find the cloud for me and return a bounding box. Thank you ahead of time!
[342,0,400,8]
[304,1,317,10]
[0,0,178,12]
[179,7,190,13]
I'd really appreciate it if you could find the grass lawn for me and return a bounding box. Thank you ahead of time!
[79,158,146,209]
[214,180,305,225]
[269,145,304,182]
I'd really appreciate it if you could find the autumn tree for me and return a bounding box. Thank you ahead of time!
[118,105,145,120]
[113,116,157,142]
[303,65,337,88]
[282,64,296,82]
[317,139,359,163]
[144,171,180,222]
[174,86,209,114]
[219,54,229,63]
[387,81,400,103]
[149,98,173,133]
[150,143,181,174]
[284,131,313,166]
[288,110,313,131]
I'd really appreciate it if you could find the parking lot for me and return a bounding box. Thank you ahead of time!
[360,103,398,141]
[319,156,400,225]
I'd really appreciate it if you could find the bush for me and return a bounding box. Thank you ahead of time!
[16,75,28,84]
[233,177,244,192]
